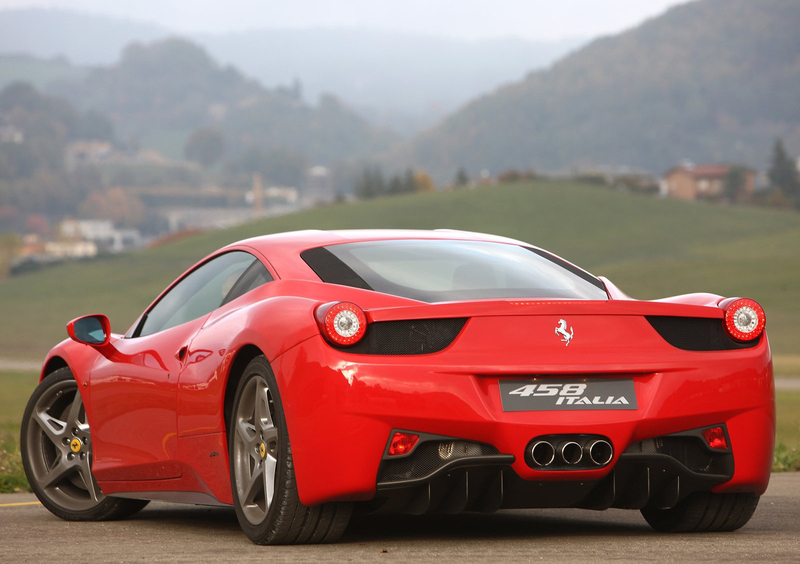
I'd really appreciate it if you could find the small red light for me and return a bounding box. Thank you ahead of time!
[723,298,765,342]
[702,426,728,450]
[317,302,368,346]
[388,432,419,456]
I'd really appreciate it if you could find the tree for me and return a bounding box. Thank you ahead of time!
[77,110,114,142]
[184,127,225,168]
[723,165,747,202]
[387,174,404,195]
[454,167,469,189]
[355,167,386,199]
[768,138,799,206]
[0,233,19,280]
[413,170,436,192]
[402,169,416,193]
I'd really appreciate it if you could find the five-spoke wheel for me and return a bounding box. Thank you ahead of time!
[232,372,279,525]
[21,368,148,521]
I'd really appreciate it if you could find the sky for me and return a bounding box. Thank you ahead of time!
[0,0,693,40]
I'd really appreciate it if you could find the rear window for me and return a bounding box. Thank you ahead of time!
[301,240,608,303]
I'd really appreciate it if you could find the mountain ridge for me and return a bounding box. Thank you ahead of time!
[399,0,800,178]
[0,8,584,134]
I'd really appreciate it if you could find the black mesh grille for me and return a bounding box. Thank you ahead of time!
[333,318,467,355]
[627,436,732,475]
[378,441,499,484]
[646,316,758,351]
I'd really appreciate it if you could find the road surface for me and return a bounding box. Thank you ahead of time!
[1,474,798,563]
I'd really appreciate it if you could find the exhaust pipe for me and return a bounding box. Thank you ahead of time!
[530,441,555,466]
[560,441,583,465]
[587,439,613,466]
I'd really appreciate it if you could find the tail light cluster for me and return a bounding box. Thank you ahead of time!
[722,298,766,342]
[316,301,367,346]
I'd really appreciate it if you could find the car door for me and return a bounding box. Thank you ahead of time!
[88,251,259,482]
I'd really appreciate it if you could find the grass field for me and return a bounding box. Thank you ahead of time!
[1,181,799,363]
[0,371,37,492]
[1,369,798,493]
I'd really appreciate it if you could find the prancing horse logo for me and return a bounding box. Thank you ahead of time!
[555,319,574,346]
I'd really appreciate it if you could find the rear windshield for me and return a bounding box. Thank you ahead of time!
[301,240,608,303]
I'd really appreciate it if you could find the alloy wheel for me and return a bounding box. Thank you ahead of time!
[233,375,279,525]
[24,378,103,511]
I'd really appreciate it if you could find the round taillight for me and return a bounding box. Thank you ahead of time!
[723,298,765,342]
[319,302,367,346]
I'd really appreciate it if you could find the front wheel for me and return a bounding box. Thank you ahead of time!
[641,491,759,532]
[229,356,351,544]
[20,368,149,521]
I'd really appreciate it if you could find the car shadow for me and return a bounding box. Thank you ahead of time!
[126,502,652,543]
[344,510,651,543]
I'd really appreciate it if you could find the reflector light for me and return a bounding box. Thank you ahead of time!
[319,302,367,346]
[702,426,728,450]
[388,432,419,456]
[723,298,765,342]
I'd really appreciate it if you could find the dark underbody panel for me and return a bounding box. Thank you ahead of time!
[367,431,734,515]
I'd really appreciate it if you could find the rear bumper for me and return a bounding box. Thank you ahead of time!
[370,455,734,515]
[273,333,774,507]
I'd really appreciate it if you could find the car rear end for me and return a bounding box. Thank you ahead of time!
[271,235,773,523]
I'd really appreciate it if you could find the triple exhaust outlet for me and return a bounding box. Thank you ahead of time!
[530,437,613,468]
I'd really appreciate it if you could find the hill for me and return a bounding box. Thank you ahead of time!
[1,181,798,361]
[0,82,114,231]
[0,54,86,91]
[48,38,396,164]
[195,30,583,135]
[401,0,800,179]
[0,8,166,65]
[0,8,583,135]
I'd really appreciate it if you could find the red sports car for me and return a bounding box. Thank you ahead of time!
[21,229,774,544]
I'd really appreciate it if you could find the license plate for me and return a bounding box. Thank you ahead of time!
[499,378,637,411]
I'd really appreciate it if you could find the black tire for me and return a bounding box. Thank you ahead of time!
[641,491,759,533]
[228,356,352,545]
[20,368,149,521]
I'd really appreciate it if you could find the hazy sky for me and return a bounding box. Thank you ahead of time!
[0,0,692,40]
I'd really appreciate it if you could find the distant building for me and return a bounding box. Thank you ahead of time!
[59,219,142,253]
[44,240,98,259]
[306,166,334,201]
[63,141,113,170]
[662,163,755,200]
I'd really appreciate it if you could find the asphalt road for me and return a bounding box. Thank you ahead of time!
[2,474,799,563]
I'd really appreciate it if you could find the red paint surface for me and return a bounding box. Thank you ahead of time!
[38,230,774,507]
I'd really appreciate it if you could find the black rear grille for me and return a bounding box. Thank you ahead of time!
[378,441,500,484]
[333,318,467,355]
[646,316,758,351]
[626,436,733,476]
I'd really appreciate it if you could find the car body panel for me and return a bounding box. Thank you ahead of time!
[37,229,774,511]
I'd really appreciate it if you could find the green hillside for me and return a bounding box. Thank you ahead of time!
[1,181,798,361]
[48,38,396,163]
[401,0,800,178]
[0,54,86,91]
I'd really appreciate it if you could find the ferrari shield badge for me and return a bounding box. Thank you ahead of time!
[555,319,574,346]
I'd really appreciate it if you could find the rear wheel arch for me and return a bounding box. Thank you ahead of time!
[223,344,266,436]
[228,355,351,544]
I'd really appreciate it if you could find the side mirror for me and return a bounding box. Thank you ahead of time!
[67,314,111,347]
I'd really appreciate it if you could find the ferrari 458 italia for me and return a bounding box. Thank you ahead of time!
[21,230,774,544]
